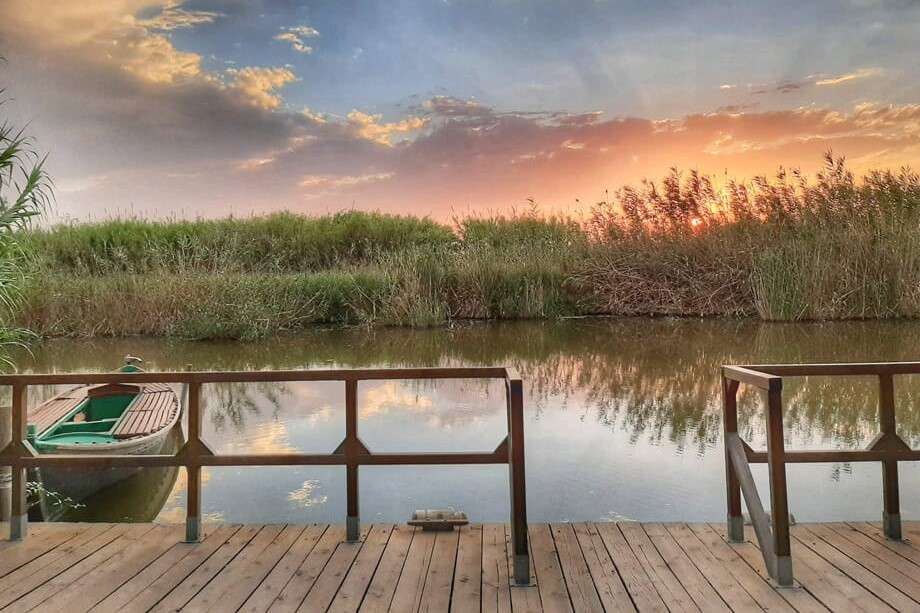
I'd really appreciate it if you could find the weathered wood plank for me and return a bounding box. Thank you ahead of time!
[179,524,287,612]
[816,523,920,602]
[418,529,459,613]
[594,523,667,613]
[239,524,328,613]
[0,524,122,610]
[296,528,366,613]
[266,524,345,613]
[619,522,698,612]
[91,525,238,613]
[529,523,572,613]
[664,523,761,612]
[145,525,261,613]
[686,524,796,613]
[328,524,393,613]
[32,523,179,613]
[572,524,634,612]
[480,524,512,613]
[358,524,414,613]
[847,522,920,567]
[505,524,542,613]
[8,523,155,613]
[706,523,826,613]
[643,523,730,612]
[195,525,302,613]
[0,524,93,579]
[388,529,437,613]
[0,522,917,612]
[793,525,911,612]
[550,523,603,612]
[450,525,482,613]
[746,524,891,613]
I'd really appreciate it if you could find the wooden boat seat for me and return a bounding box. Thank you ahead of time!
[28,387,89,436]
[112,386,179,439]
[29,382,178,440]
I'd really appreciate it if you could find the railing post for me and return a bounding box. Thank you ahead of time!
[722,375,743,542]
[878,374,901,540]
[345,379,360,543]
[506,373,530,585]
[1,404,10,524]
[185,382,202,543]
[765,383,792,586]
[10,384,27,540]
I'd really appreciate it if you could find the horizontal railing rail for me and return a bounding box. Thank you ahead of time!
[0,366,531,584]
[722,362,920,586]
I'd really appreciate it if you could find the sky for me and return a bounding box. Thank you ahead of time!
[1,0,919,222]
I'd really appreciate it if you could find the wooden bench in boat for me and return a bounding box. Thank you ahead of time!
[28,382,178,440]
[28,387,90,436]
[112,383,178,439]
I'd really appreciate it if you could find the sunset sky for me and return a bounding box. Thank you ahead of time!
[2,0,919,221]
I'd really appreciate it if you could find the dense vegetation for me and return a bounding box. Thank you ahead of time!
[19,154,920,339]
[0,68,52,362]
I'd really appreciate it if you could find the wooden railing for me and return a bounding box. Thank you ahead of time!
[0,367,531,585]
[722,362,920,586]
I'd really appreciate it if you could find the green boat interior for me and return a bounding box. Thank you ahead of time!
[34,383,142,449]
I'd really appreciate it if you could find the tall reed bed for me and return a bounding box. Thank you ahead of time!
[19,155,920,338]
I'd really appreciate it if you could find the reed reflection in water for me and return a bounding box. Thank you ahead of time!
[12,318,920,523]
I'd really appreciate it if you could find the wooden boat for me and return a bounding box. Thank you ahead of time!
[27,358,182,505]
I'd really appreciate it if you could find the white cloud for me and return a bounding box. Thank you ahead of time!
[227,67,298,109]
[275,32,313,54]
[135,7,221,31]
[816,68,880,86]
[347,111,428,144]
[299,172,395,189]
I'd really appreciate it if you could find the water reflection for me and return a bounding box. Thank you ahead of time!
[10,318,920,523]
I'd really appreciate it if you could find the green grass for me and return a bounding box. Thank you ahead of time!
[16,155,920,339]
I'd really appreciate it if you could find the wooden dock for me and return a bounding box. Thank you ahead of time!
[1,522,918,612]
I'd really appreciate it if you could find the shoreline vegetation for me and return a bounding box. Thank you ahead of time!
[19,154,920,339]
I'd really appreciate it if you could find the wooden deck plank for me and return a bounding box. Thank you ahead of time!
[792,525,911,612]
[847,522,920,567]
[91,525,239,613]
[529,523,573,613]
[265,524,345,613]
[480,524,512,613]
[329,525,394,613]
[594,522,667,613]
[745,525,893,613]
[572,524,635,612]
[358,524,414,613]
[451,525,483,613]
[418,529,460,613]
[0,524,122,610]
[686,524,796,613]
[388,529,437,613]
[0,522,917,612]
[550,523,604,612]
[7,524,155,613]
[619,522,699,612]
[295,527,368,612]
[239,524,328,613]
[145,525,261,613]
[0,524,93,579]
[664,523,762,613]
[505,524,542,613]
[185,524,298,613]
[31,523,179,613]
[814,523,920,602]
[643,523,730,612]
[706,523,828,613]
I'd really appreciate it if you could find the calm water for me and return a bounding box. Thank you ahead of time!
[12,318,920,525]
